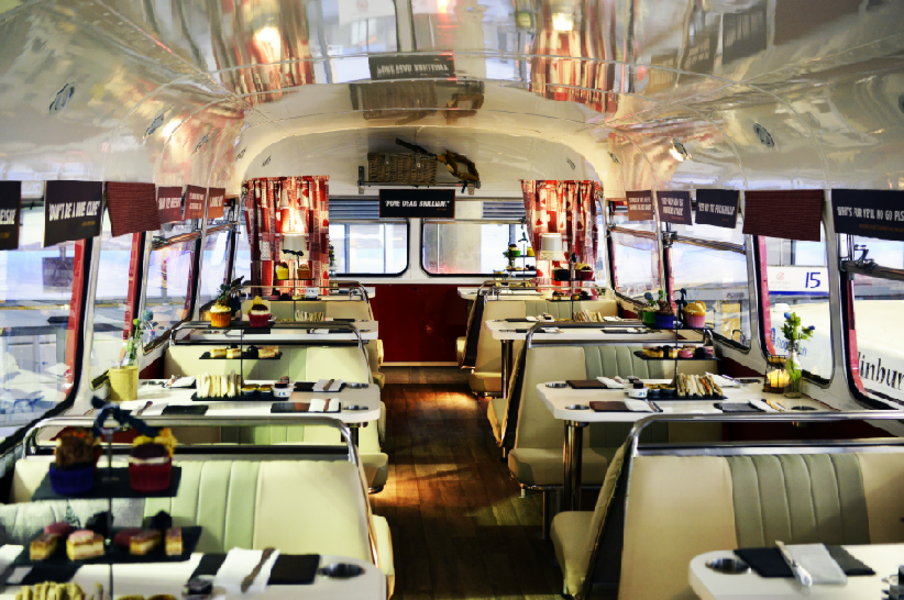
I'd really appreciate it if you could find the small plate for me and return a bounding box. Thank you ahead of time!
[344,404,368,411]
[705,558,749,574]
[319,563,363,578]
[565,404,590,410]
[346,382,369,389]
[546,382,568,388]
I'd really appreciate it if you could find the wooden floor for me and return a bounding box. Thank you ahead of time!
[372,384,563,600]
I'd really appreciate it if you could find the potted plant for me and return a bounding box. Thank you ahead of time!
[781,311,815,398]
[641,291,660,326]
[110,311,155,403]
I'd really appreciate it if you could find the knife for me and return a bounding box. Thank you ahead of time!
[134,401,153,416]
[776,540,813,587]
[324,378,334,392]
[241,547,276,592]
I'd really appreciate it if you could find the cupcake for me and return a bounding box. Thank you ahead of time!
[209,302,232,328]
[654,299,675,329]
[678,348,694,359]
[49,430,100,495]
[275,261,290,280]
[683,301,706,328]
[507,244,520,258]
[247,296,271,328]
[575,262,594,280]
[128,428,177,492]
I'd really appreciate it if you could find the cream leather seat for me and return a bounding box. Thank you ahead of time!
[553,442,904,600]
[468,298,618,394]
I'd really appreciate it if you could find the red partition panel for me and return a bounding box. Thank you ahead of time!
[371,284,468,363]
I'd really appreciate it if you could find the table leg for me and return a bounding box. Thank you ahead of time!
[349,423,360,446]
[500,340,512,399]
[563,421,586,511]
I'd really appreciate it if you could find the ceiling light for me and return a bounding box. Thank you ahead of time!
[609,152,620,165]
[253,26,282,61]
[145,110,167,137]
[551,12,574,32]
[161,118,181,139]
[263,156,271,166]
[753,123,775,148]
[236,148,246,161]
[670,139,689,162]
[566,158,576,170]
[49,83,75,115]
[194,134,209,153]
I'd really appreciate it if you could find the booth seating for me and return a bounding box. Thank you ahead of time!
[456,288,540,368]
[551,428,904,600]
[9,457,394,595]
[164,345,388,491]
[469,298,618,395]
[505,344,717,534]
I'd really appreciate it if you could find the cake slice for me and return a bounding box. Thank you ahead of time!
[165,527,182,556]
[66,530,104,560]
[129,529,162,555]
[226,347,242,359]
[210,348,226,358]
[29,533,60,560]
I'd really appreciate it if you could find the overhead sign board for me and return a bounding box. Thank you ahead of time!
[183,185,207,220]
[0,181,21,250]
[43,181,103,247]
[832,189,904,242]
[157,186,184,224]
[695,189,739,229]
[207,187,226,220]
[369,54,455,81]
[656,191,692,225]
[626,191,654,222]
[379,189,455,219]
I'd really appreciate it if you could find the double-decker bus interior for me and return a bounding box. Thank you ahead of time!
[1,1,904,599]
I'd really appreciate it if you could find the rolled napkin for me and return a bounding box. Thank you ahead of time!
[215,547,281,594]
[707,373,739,388]
[540,327,564,334]
[308,399,341,413]
[788,544,847,585]
[623,400,656,412]
[314,379,344,392]
[596,377,624,389]
[525,316,538,322]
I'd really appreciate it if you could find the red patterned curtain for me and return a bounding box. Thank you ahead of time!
[521,180,601,285]
[244,176,330,295]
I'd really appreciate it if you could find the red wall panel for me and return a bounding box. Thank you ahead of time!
[371,284,468,362]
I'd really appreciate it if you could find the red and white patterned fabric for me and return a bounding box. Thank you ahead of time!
[521,180,601,286]
[244,176,330,295]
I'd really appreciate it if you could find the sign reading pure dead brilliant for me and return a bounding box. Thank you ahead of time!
[44,181,103,247]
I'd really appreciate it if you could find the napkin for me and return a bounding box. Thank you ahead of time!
[789,544,848,585]
[525,316,538,322]
[596,377,624,389]
[215,548,281,594]
[735,545,873,579]
[314,379,344,392]
[707,373,739,388]
[166,377,196,388]
[308,399,341,413]
[540,327,564,334]
[623,399,656,412]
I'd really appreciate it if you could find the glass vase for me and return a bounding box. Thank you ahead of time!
[783,348,803,399]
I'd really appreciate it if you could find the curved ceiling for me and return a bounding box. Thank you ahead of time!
[1,0,902,198]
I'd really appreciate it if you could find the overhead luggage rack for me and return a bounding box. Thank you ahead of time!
[356,166,480,194]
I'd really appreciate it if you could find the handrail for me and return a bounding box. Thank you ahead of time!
[171,320,366,350]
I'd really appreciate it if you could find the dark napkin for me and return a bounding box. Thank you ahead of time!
[189,554,320,585]
[294,382,316,392]
[734,546,874,578]
[567,380,606,390]
[19,564,80,585]
[162,404,209,415]
[715,401,764,413]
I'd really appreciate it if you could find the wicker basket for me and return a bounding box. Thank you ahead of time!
[367,153,437,185]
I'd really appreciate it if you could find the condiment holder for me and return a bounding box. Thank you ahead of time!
[705,558,749,574]
[319,563,364,578]
[546,382,567,388]
[346,382,369,389]
[565,404,590,410]
[344,404,368,411]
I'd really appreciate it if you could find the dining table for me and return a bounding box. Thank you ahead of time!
[689,543,902,599]
[536,378,832,511]
[0,545,387,600]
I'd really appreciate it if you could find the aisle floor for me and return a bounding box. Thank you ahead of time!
[371,384,564,600]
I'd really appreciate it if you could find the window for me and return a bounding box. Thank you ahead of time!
[90,214,134,379]
[234,216,252,284]
[847,237,904,406]
[144,240,195,346]
[610,231,661,300]
[329,223,408,275]
[594,212,608,288]
[198,226,233,307]
[761,227,833,382]
[422,220,534,276]
[0,203,84,437]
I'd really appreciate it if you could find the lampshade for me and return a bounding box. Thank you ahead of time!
[538,233,565,261]
[281,233,306,256]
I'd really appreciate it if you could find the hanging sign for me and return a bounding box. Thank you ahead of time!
[743,190,823,242]
[369,54,455,81]
[157,186,184,224]
[626,191,654,221]
[379,189,455,218]
[207,187,226,220]
[695,189,739,229]
[0,181,21,250]
[183,185,207,220]
[43,181,103,247]
[832,189,904,242]
[656,191,692,225]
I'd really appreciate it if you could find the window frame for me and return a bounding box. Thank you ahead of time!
[420,218,537,278]
[608,224,661,305]
[329,219,410,278]
[141,230,201,353]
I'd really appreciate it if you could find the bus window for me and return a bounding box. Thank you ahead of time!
[760,226,833,382]
[197,225,233,307]
[594,211,608,288]
[0,203,84,437]
[669,216,750,346]
[234,217,252,284]
[848,237,904,405]
[610,231,661,300]
[144,238,196,347]
[90,214,136,379]
[329,223,408,275]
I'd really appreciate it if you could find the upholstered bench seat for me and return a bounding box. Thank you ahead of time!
[508,447,613,486]
[551,511,595,596]
[487,396,507,444]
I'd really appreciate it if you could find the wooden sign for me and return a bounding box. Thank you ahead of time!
[379,189,455,218]
[626,191,654,221]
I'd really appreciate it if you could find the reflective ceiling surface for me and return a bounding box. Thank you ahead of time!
[0,0,902,197]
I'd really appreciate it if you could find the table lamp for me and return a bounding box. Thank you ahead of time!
[281,233,306,259]
[538,233,565,261]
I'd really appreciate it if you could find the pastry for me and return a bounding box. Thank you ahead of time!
[113,528,142,548]
[129,530,162,555]
[49,431,99,495]
[44,522,73,536]
[655,299,675,329]
[247,296,271,328]
[226,347,242,359]
[30,533,60,560]
[129,428,177,492]
[258,384,272,394]
[165,528,182,556]
[683,301,706,328]
[209,302,232,328]
[258,346,279,359]
[66,530,104,560]
[678,348,694,359]
[209,348,226,358]
[16,583,85,600]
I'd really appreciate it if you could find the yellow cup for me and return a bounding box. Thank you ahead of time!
[109,365,138,403]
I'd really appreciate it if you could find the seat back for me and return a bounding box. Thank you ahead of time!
[473,301,528,375]
[325,300,373,321]
[164,346,309,380]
